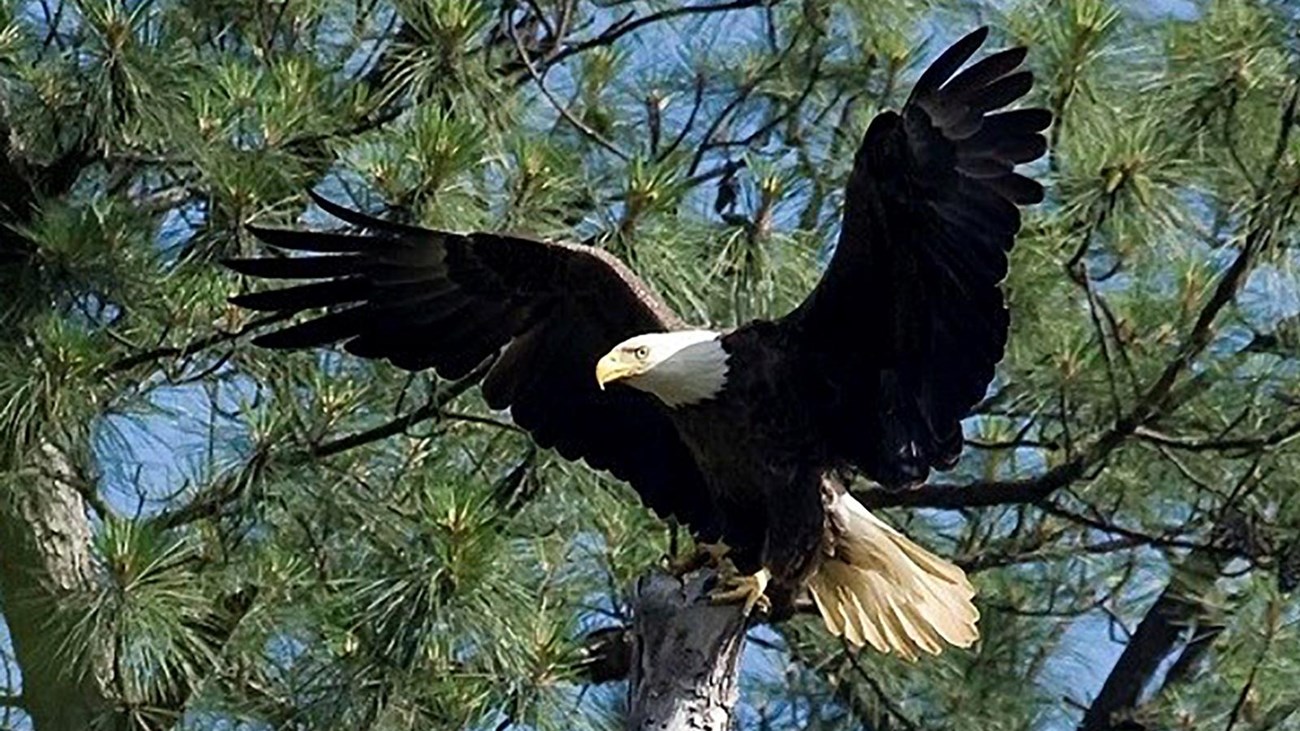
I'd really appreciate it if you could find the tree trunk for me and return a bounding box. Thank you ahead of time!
[0,441,114,730]
[627,569,748,731]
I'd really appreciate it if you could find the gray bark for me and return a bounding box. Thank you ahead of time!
[627,569,748,731]
[1,113,115,729]
[0,441,113,730]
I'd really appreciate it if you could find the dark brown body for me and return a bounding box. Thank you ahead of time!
[669,322,836,615]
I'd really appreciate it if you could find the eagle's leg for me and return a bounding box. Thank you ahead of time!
[663,541,730,577]
[708,565,771,616]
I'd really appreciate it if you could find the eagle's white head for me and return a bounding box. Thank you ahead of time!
[594,330,729,408]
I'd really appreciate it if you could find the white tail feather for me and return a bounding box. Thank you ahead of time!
[807,494,978,661]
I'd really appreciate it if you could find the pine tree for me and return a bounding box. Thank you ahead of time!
[1,1,1299,729]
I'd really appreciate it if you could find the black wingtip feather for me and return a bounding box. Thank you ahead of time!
[308,190,431,238]
[222,254,361,280]
[228,278,368,312]
[942,46,1028,99]
[988,173,1044,204]
[974,71,1034,113]
[307,189,368,227]
[246,224,376,254]
[1006,134,1048,163]
[250,307,370,349]
[909,26,989,103]
[972,110,1052,144]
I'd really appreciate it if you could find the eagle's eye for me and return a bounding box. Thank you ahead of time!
[633,346,650,360]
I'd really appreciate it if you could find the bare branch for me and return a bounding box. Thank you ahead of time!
[1078,534,1243,731]
[1134,420,1300,454]
[537,0,775,75]
[102,312,294,376]
[507,8,630,161]
[658,73,707,161]
[627,569,746,731]
[314,358,495,457]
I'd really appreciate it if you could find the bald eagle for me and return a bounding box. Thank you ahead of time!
[226,27,1048,660]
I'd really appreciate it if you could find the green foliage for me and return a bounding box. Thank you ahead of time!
[3,1,1300,730]
[75,519,222,713]
[0,314,110,466]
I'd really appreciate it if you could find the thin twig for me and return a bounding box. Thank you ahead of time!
[844,648,920,731]
[102,312,294,375]
[506,8,629,161]
[537,0,774,75]
[1134,420,1300,454]
[313,358,495,457]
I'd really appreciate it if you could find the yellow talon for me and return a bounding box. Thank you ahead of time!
[709,566,771,616]
[663,541,731,577]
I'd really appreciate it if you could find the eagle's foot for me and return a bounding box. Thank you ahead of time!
[709,566,771,616]
[663,541,730,577]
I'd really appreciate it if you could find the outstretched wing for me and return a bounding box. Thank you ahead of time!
[779,27,1050,487]
[226,192,721,538]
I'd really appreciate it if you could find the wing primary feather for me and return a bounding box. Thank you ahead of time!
[908,26,989,104]
[370,277,459,307]
[228,278,368,312]
[252,307,371,349]
[986,172,1044,204]
[980,108,1053,136]
[941,47,1027,99]
[980,134,1047,164]
[956,158,1013,179]
[223,255,362,280]
[246,225,378,253]
[972,71,1034,113]
[308,190,435,238]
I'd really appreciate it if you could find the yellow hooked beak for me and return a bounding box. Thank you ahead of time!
[595,353,639,390]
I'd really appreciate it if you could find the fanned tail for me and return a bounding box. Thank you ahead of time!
[807,493,978,661]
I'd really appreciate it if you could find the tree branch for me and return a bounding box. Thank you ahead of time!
[507,7,629,160]
[1078,508,1255,731]
[149,450,269,530]
[532,0,775,77]
[1133,420,1300,455]
[102,312,294,375]
[0,440,115,728]
[627,569,747,731]
[314,357,495,457]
